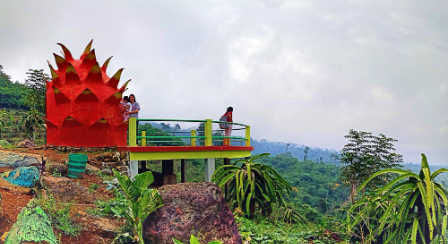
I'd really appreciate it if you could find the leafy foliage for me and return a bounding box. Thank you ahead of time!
[346,153,448,244]
[236,215,341,244]
[339,129,403,203]
[24,69,48,113]
[280,205,307,225]
[212,153,291,218]
[172,235,222,244]
[113,169,163,244]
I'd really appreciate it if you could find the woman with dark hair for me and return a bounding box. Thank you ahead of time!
[126,94,140,144]
[223,107,233,146]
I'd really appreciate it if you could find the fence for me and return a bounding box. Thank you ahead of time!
[128,118,250,147]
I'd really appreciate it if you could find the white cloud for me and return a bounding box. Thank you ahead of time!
[0,0,447,164]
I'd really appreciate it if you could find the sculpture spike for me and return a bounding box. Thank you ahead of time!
[81,49,97,69]
[40,70,50,88]
[101,56,113,72]
[65,63,81,86]
[48,62,62,87]
[85,62,103,85]
[120,79,131,90]
[80,39,93,59]
[107,68,124,88]
[57,43,74,61]
[53,53,68,71]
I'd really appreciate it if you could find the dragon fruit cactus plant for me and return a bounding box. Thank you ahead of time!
[44,40,130,147]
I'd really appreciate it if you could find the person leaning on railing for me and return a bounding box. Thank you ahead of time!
[126,94,140,144]
[223,107,233,146]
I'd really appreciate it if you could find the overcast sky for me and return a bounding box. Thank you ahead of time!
[1,0,447,165]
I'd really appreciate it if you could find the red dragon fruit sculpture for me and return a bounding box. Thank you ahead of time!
[44,40,130,147]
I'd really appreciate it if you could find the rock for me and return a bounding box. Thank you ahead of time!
[4,202,57,244]
[43,175,97,204]
[86,164,101,172]
[116,166,128,173]
[47,164,68,176]
[95,155,104,161]
[0,191,2,215]
[101,168,113,176]
[1,166,39,188]
[0,178,33,194]
[119,151,127,160]
[0,152,40,173]
[118,160,127,166]
[0,145,2,149]
[111,155,120,162]
[143,182,242,244]
[103,161,118,169]
[17,139,36,148]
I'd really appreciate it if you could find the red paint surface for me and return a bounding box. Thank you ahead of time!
[117,146,254,152]
[45,41,129,147]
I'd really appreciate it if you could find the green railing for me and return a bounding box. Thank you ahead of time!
[128,118,250,147]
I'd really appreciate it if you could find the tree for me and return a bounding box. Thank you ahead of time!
[173,123,181,136]
[196,122,205,146]
[348,153,448,244]
[19,109,44,142]
[303,146,310,162]
[212,153,292,218]
[339,129,403,203]
[0,110,14,139]
[24,69,48,113]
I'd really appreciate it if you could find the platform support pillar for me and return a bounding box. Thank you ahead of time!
[181,159,187,183]
[130,160,138,179]
[205,158,215,182]
[162,160,176,185]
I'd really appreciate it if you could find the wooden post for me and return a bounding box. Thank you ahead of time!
[245,125,250,147]
[142,131,146,146]
[181,159,187,183]
[204,119,212,146]
[191,130,196,146]
[162,160,174,175]
[139,160,147,174]
[162,160,176,185]
[129,118,137,147]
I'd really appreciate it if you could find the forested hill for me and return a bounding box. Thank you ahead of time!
[250,139,340,164]
[147,122,341,164]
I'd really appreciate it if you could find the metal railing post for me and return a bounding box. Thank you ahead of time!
[129,117,137,146]
[245,125,250,147]
[191,130,196,146]
[205,119,212,146]
[142,131,146,146]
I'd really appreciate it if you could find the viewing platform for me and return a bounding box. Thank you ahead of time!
[117,118,254,185]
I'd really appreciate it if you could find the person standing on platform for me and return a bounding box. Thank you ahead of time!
[223,107,233,146]
[126,94,140,144]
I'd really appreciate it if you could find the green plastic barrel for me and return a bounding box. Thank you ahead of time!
[67,153,88,179]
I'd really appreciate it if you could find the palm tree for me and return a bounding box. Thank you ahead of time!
[19,109,44,142]
[352,153,448,244]
[212,153,292,218]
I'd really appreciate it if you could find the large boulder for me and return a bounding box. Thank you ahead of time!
[4,201,57,244]
[17,139,36,148]
[143,182,242,244]
[46,164,68,176]
[1,166,39,188]
[42,175,97,204]
[0,152,40,173]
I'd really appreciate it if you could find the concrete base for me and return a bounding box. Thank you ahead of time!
[205,158,215,182]
[130,160,138,179]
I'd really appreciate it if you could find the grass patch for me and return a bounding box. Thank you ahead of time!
[30,195,83,237]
